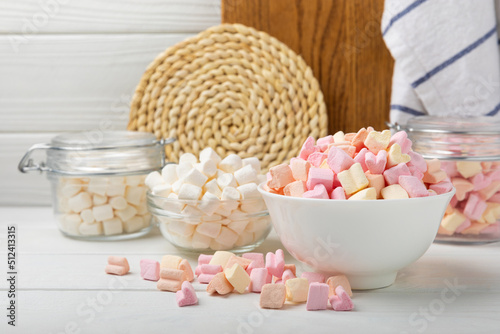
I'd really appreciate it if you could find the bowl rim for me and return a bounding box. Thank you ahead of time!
[257,183,456,203]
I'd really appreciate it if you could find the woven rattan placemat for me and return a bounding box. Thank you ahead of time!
[128,24,327,170]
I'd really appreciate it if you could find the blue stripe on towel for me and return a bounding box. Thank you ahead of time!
[382,0,428,36]
[390,104,426,116]
[412,26,498,88]
[486,102,500,116]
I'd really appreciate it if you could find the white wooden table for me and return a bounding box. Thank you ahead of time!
[1,207,499,334]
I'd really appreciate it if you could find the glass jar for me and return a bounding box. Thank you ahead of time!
[403,116,500,243]
[19,131,174,241]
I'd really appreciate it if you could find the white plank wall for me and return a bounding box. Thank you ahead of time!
[0,0,221,206]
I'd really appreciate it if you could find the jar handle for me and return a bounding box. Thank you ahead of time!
[158,137,176,146]
[18,143,52,173]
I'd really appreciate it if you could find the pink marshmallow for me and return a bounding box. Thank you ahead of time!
[306,283,329,311]
[489,193,500,203]
[140,259,160,281]
[307,152,327,167]
[365,150,387,174]
[268,164,295,189]
[408,165,424,180]
[195,254,213,276]
[176,281,198,307]
[398,175,429,198]
[455,218,472,234]
[282,269,296,284]
[249,268,272,293]
[440,161,459,177]
[299,136,317,160]
[327,146,355,174]
[290,158,311,182]
[480,222,500,235]
[198,264,222,284]
[243,253,265,275]
[353,148,369,172]
[306,167,334,192]
[429,180,453,194]
[265,249,285,278]
[383,163,411,185]
[389,131,412,154]
[471,173,490,191]
[463,193,488,220]
[303,184,329,199]
[330,187,347,200]
[330,286,354,311]
[317,135,334,151]
[301,272,326,284]
[407,151,427,173]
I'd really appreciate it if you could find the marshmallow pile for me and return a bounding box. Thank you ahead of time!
[438,161,500,236]
[145,148,270,251]
[264,128,454,200]
[108,250,354,310]
[57,175,150,236]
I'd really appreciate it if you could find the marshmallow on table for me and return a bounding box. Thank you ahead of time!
[198,264,223,284]
[301,272,325,284]
[224,255,252,270]
[140,259,160,281]
[249,268,272,292]
[176,281,198,307]
[330,286,354,311]
[161,255,183,269]
[157,268,187,292]
[105,256,129,276]
[285,278,309,303]
[179,259,194,282]
[306,283,329,311]
[260,284,286,309]
[195,254,213,276]
[209,251,235,267]
[243,253,265,274]
[326,275,352,297]
[282,269,296,284]
[207,272,234,295]
[224,264,251,293]
[266,249,285,278]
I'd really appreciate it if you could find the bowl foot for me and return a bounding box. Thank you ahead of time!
[348,272,397,290]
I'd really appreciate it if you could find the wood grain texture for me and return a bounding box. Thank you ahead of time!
[222,0,394,133]
[0,0,220,34]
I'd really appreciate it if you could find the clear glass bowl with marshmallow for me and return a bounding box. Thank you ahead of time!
[145,148,272,252]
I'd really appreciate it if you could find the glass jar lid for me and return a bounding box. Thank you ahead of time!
[404,116,500,161]
[19,131,174,176]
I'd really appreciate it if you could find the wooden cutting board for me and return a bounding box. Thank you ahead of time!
[222,0,394,134]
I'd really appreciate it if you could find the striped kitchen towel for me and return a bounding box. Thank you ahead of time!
[382,0,500,126]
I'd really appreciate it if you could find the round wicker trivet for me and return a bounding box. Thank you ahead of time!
[128,23,327,170]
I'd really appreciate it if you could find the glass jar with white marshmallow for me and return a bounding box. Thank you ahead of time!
[19,131,173,240]
[146,148,272,252]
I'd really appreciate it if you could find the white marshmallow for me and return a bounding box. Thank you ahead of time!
[257,174,267,184]
[109,177,125,185]
[204,179,222,198]
[172,178,184,194]
[215,226,238,247]
[123,215,144,233]
[245,217,270,233]
[152,183,172,197]
[92,204,114,222]
[106,184,126,197]
[60,182,82,198]
[134,202,148,215]
[88,177,108,196]
[209,239,227,251]
[79,222,103,236]
[102,218,123,235]
[181,205,204,224]
[161,164,178,184]
[214,204,235,217]
[125,186,145,205]
[93,194,107,206]
[197,192,220,215]
[183,168,208,187]
[191,231,212,249]
[80,209,95,224]
[333,131,345,143]
[242,157,261,174]
[168,220,195,237]
[145,171,164,190]
[199,147,221,165]
[234,164,258,185]
[220,219,231,226]
[177,162,194,179]
[237,183,260,199]
[109,196,128,210]
[240,199,266,213]
[228,209,247,221]
[162,193,185,214]
[201,214,222,222]
[235,231,254,247]
[196,222,222,238]
[141,213,151,226]
[228,220,249,235]
[196,159,217,178]
[179,153,198,166]
[61,214,81,235]
[178,183,202,200]
[221,187,241,201]
[126,175,143,186]
[115,205,137,222]
[170,234,193,248]
[219,154,243,173]
[217,172,237,189]
[68,192,92,213]
[58,197,70,212]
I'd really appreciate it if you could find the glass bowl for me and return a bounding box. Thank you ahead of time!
[147,192,272,253]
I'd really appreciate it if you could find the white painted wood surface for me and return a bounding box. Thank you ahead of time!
[0,207,499,333]
[0,0,221,206]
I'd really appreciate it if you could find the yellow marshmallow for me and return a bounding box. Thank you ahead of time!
[456,161,482,178]
[381,184,409,199]
[387,143,411,168]
[364,130,391,154]
[337,163,369,195]
[441,210,467,232]
[478,203,500,224]
[286,278,309,303]
[224,264,250,293]
[348,187,377,200]
[160,255,183,269]
[209,251,235,268]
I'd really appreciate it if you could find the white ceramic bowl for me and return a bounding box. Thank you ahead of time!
[259,185,455,290]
